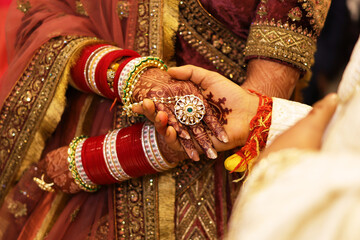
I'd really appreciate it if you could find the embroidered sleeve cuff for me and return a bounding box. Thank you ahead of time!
[245,23,316,73]
[266,97,312,147]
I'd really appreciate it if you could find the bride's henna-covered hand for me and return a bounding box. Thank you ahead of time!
[154,65,260,153]
[132,68,229,161]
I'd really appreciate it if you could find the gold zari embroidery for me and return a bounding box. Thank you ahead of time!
[117,1,130,20]
[175,160,217,240]
[245,24,316,72]
[0,36,96,204]
[288,7,303,21]
[17,0,31,13]
[149,0,163,57]
[173,158,218,239]
[75,0,88,16]
[134,0,151,57]
[179,0,247,84]
[298,0,331,35]
[7,199,27,218]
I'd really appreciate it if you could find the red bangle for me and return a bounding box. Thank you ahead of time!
[79,123,159,184]
[82,135,117,184]
[113,56,138,101]
[71,44,108,92]
[96,49,140,99]
[116,123,157,178]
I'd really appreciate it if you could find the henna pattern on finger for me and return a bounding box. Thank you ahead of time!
[189,123,217,159]
[156,134,187,164]
[206,92,232,125]
[131,68,228,151]
[156,102,191,140]
[179,138,199,161]
[185,83,228,142]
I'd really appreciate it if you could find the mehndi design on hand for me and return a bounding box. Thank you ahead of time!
[132,68,228,160]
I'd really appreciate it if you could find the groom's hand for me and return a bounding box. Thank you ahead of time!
[139,65,260,154]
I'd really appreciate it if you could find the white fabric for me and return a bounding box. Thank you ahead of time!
[322,36,360,154]
[227,149,360,240]
[267,98,312,147]
[227,37,360,240]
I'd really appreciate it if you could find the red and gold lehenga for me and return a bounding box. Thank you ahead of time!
[0,0,330,239]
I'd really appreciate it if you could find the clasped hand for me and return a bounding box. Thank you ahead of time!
[133,65,259,161]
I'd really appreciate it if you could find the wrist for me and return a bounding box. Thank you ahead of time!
[118,57,167,116]
[225,90,273,173]
[132,67,171,101]
[66,122,177,192]
[243,59,300,99]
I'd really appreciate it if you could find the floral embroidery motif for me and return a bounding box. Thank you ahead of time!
[117,1,129,20]
[70,207,80,222]
[114,178,148,239]
[17,0,31,13]
[92,216,110,239]
[75,0,88,16]
[257,0,268,17]
[288,7,303,21]
[298,0,331,35]
[134,0,151,57]
[7,199,27,218]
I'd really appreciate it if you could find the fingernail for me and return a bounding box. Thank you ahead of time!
[219,132,229,143]
[186,149,199,161]
[206,148,218,159]
[165,128,171,137]
[143,104,148,111]
[155,115,161,123]
[192,150,200,161]
[180,131,191,140]
[328,93,339,102]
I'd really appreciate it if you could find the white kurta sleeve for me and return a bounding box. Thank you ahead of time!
[266,98,312,147]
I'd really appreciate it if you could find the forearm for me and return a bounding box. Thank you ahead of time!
[243,0,331,98]
[242,59,300,99]
[43,122,181,194]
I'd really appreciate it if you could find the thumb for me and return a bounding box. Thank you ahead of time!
[168,65,221,90]
[305,93,339,135]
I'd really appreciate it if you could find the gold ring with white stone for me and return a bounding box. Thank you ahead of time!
[174,95,205,125]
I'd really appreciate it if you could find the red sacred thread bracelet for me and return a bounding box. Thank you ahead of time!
[225,90,272,173]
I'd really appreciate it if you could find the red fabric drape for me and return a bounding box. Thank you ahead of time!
[0,0,11,78]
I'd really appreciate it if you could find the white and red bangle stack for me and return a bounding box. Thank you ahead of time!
[68,122,177,192]
[71,44,167,112]
[71,44,141,99]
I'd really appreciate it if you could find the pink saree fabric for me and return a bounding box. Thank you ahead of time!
[0,1,137,239]
[1,0,138,106]
[0,0,11,78]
